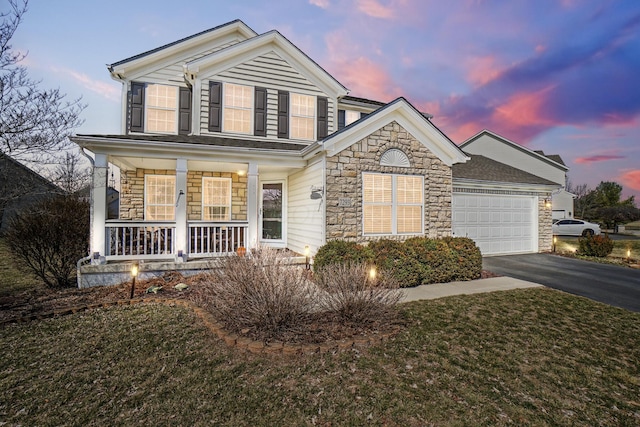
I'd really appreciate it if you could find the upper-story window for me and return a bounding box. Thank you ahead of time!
[290,93,316,140]
[338,109,368,130]
[223,83,253,134]
[146,84,178,133]
[209,80,327,141]
[129,82,191,135]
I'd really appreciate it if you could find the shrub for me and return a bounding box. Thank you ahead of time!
[197,247,318,342]
[314,263,402,324]
[578,234,614,257]
[368,239,427,287]
[5,195,89,288]
[313,240,373,270]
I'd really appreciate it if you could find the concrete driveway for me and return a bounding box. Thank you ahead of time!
[482,253,640,312]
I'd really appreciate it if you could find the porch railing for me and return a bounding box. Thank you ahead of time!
[188,221,248,257]
[105,221,175,261]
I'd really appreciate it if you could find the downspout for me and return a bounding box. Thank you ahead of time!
[77,147,95,288]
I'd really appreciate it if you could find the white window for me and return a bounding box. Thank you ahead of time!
[290,93,315,140]
[203,177,231,221]
[223,83,252,134]
[345,110,360,126]
[363,173,423,235]
[145,175,176,220]
[146,84,178,134]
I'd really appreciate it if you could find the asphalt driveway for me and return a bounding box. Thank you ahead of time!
[482,253,640,312]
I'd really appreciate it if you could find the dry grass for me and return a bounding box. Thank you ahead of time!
[0,238,45,297]
[1,288,639,426]
[555,236,640,265]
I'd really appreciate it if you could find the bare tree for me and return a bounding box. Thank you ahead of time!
[51,151,91,194]
[0,0,85,165]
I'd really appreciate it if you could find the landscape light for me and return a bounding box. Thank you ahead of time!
[130,263,139,299]
[369,267,376,281]
[304,245,310,270]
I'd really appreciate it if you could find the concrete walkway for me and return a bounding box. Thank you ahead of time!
[400,276,544,303]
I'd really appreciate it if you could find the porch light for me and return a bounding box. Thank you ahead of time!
[130,263,139,299]
[304,245,310,270]
[237,169,245,176]
[544,198,552,209]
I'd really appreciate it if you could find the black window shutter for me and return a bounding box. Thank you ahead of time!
[178,87,192,135]
[129,82,145,133]
[254,87,267,137]
[337,109,345,130]
[208,81,222,132]
[277,90,289,139]
[317,96,328,140]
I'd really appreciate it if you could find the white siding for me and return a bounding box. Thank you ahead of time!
[287,158,324,255]
[135,40,242,84]
[199,51,334,138]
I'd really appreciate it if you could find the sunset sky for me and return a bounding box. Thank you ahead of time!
[10,0,640,201]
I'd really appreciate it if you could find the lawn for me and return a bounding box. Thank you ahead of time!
[1,289,639,426]
[0,238,45,297]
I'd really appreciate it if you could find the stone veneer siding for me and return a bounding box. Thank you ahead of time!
[538,193,553,252]
[119,169,247,221]
[325,121,452,243]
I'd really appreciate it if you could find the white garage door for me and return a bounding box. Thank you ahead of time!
[452,194,537,255]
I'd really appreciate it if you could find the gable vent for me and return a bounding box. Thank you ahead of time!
[380,149,410,167]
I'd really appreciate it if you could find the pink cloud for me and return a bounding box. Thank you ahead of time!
[355,0,395,19]
[535,45,546,54]
[575,154,625,164]
[51,66,120,102]
[620,170,640,191]
[491,87,555,128]
[309,0,330,9]
[465,55,504,87]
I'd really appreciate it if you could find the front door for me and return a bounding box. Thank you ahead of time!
[260,181,285,246]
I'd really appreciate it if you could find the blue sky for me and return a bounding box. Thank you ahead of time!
[11,0,640,201]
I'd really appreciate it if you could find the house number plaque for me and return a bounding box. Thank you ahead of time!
[338,198,353,207]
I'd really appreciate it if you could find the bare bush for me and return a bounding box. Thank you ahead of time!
[196,247,318,342]
[315,263,403,324]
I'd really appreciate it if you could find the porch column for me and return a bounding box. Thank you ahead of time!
[91,153,108,264]
[175,158,188,261]
[247,161,259,249]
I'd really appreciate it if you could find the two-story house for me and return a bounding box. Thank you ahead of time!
[73,20,562,287]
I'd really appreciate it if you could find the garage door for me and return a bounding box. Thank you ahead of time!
[452,194,537,255]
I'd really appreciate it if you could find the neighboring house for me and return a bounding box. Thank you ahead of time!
[72,20,562,286]
[0,153,61,234]
[76,186,120,220]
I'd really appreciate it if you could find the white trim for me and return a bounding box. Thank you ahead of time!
[323,98,468,166]
[185,31,348,99]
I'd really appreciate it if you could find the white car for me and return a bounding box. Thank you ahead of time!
[552,219,601,237]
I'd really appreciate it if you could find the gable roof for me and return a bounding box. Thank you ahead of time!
[108,20,258,77]
[460,129,568,172]
[321,97,468,166]
[185,29,348,98]
[452,155,559,186]
[0,153,60,192]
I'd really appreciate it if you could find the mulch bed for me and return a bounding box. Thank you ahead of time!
[1,270,499,345]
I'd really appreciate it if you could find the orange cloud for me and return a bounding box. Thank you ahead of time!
[355,0,395,19]
[620,170,640,191]
[575,154,625,164]
[492,86,555,128]
[465,55,504,87]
